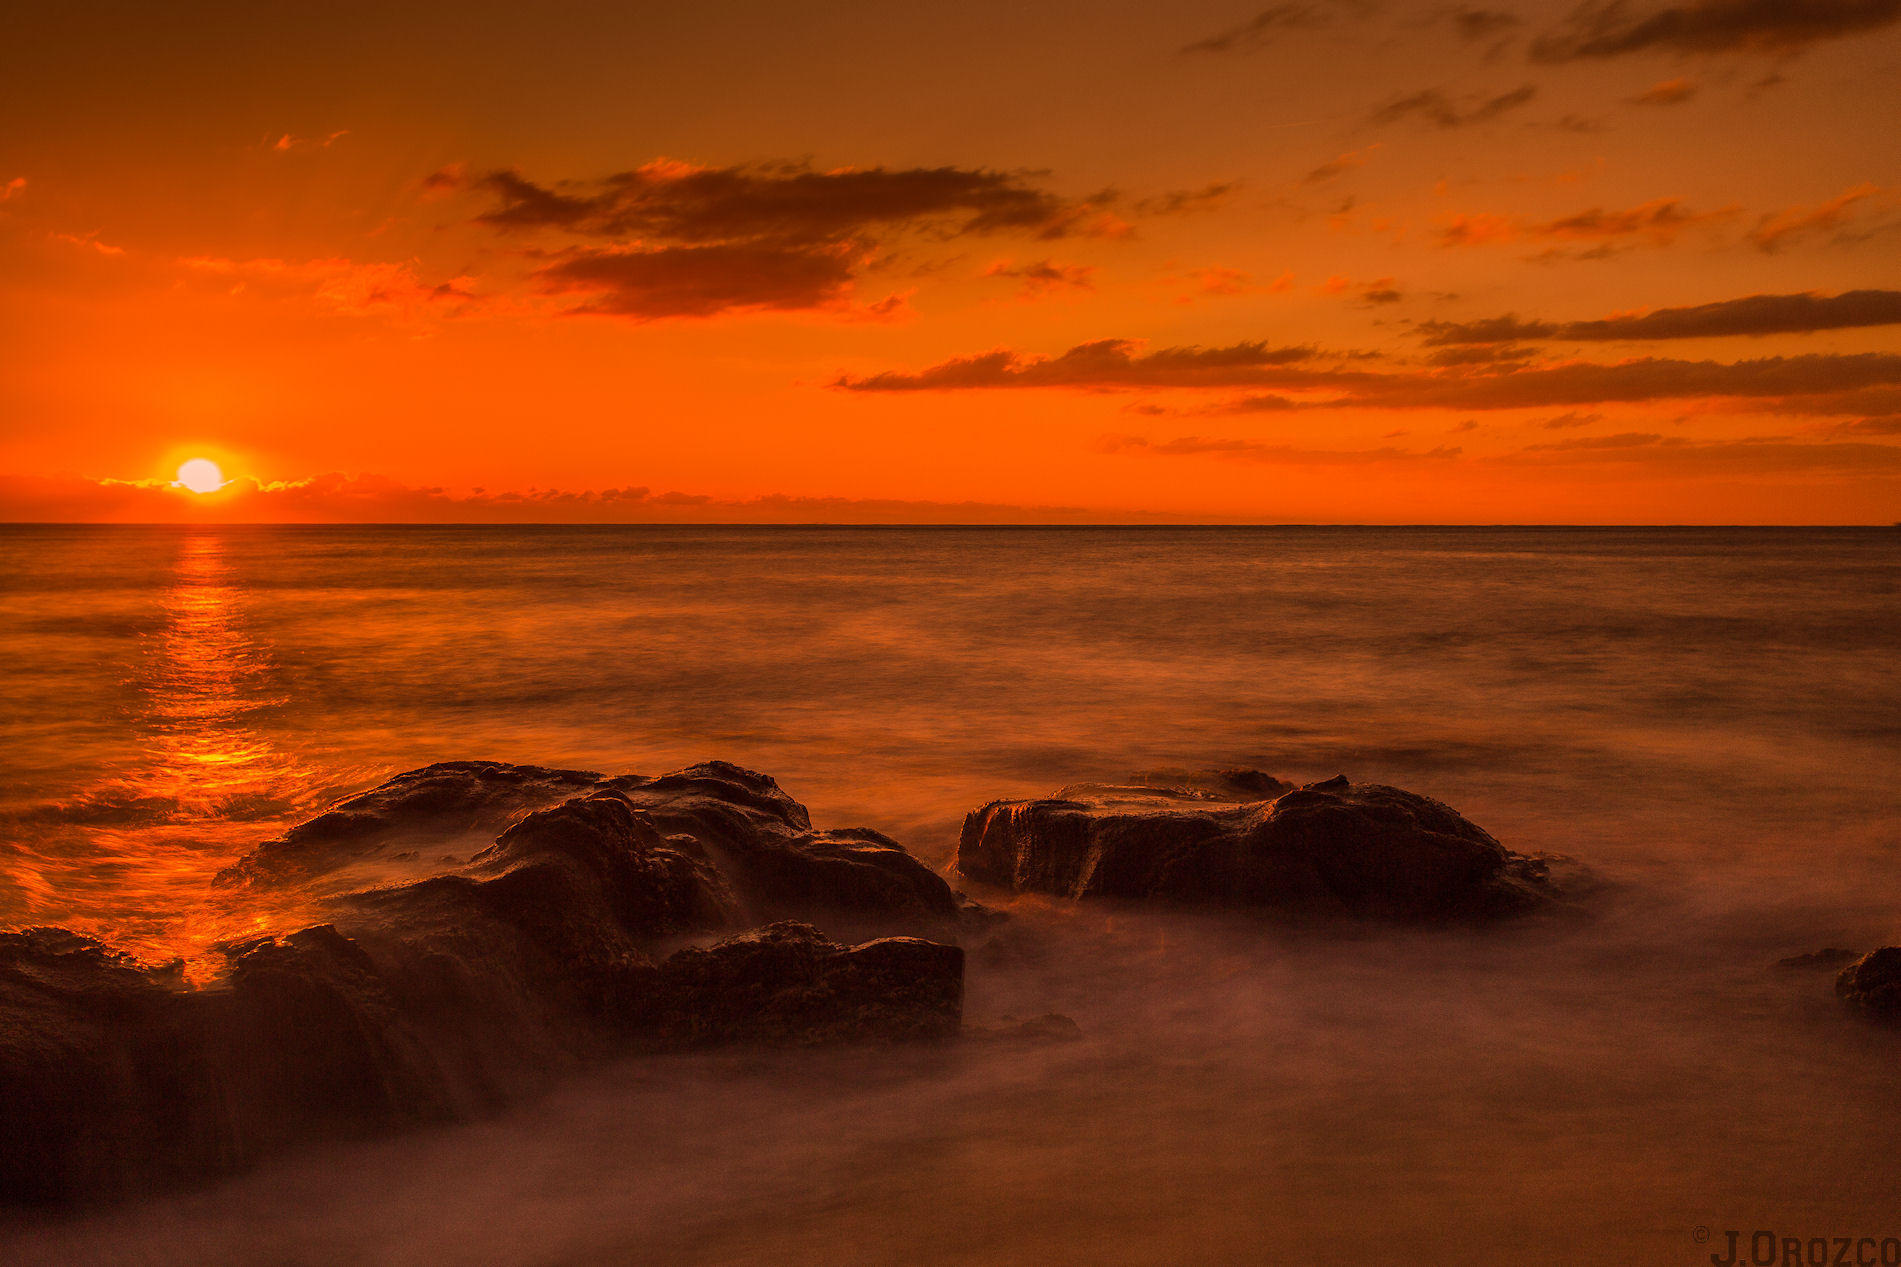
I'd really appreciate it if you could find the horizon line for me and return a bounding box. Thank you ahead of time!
[3,521,1896,530]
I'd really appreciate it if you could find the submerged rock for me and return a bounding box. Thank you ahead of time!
[1775,947,1862,970]
[958,771,1569,921]
[1836,948,1901,1020]
[1,762,967,1205]
[640,921,963,1047]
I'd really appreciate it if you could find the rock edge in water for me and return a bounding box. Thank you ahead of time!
[1836,948,1901,1020]
[0,761,966,1205]
[958,770,1573,921]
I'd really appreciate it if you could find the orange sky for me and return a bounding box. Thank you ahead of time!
[2,0,1898,523]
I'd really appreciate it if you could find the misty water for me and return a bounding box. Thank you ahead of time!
[2,525,1899,1265]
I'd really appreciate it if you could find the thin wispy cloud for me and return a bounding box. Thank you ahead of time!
[1419,289,1901,343]
[1368,84,1538,128]
[1532,0,1901,60]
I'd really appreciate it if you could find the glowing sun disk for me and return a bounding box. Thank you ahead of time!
[176,458,225,494]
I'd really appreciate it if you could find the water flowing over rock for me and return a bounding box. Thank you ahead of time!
[957,770,1570,921]
[0,762,966,1205]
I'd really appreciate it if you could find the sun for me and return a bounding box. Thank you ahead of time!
[175,458,226,494]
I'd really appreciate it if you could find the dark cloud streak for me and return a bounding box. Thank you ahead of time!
[835,339,1334,392]
[839,336,1901,414]
[1369,84,1538,128]
[1532,0,1901,61]
[1419,289,1901,344]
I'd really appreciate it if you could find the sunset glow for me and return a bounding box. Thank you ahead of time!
[1,2,1897,525]
[3,2,1900,1251]
[175,458,225,494]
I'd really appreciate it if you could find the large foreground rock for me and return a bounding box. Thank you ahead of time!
[218,759,962,937]
[0,762,965,1205]
[959,770,1568,921]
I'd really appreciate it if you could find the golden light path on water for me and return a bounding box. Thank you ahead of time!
[50,534,323,977]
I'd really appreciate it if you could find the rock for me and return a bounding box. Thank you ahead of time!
[1,761,968,1205]
[222,761,963,938]
[958,771,1569,921]
[0,930,208,1204]
[1836,948,1901,1020]
[638,922,963,1047]
[1775,947,1862,970]
[215,761,607,886]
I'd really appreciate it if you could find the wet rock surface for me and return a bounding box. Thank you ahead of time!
[1,762,967,1205]
[958,770,1570,921]
[1836,948,1901,1020]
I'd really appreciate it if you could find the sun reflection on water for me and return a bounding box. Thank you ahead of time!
[15,534,326,975]
[134,535,290,812]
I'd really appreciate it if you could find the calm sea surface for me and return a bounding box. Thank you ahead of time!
[2,525,1899,1265]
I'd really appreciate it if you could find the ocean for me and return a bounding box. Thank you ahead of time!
[2,524,1898,1264]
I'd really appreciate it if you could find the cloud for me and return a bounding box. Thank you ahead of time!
[0,472,1200,526]
[1542,411,1605,428]
[180,255,479,319]
[51,230,126,257]
[1532,0,1901,60]
[1450,8,1524,41]
[269,130,349,152]
[1521,430,1670,451]
[420,164,467,195]
[1097,434,1463,464]
[448,157,1147,319]
[1098,429,1901,481]
[1435,213,1520,247]
[1437,197,1734,248]
[1100,429,1901,482]
[841,334,1901,416]
[1755,385,1901,418]
[1,176,24,202]
[1821,415,1901,435]
[1303,144,1380,184]
[1355,353,1901,410]
[1501,436,1901,475]
[532,242,864,319]
[1181,2,1357,53]
[470,160,1117,244]
[1184,266,1267,298]
[1419,288,1901,343]
[833,339,1339,392]
[1418,314,1557,343]
[1133,182,1243,215]
[1321,274,1404,305]
[1427,343,1538,367]
[1629,76,1699,104]
[985,258,1096,297]
[1748,182,1884,252]
[1369,84,1538,128]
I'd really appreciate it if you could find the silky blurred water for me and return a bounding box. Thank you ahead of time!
[2,524,1899,1265]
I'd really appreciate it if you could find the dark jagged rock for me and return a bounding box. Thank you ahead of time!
[1,761,968,1205]
[215,761,608,885]
[639,922,963,1047]
[1836,948,1901,1020]
[958,771,1570,921]
[219,760,963,938]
